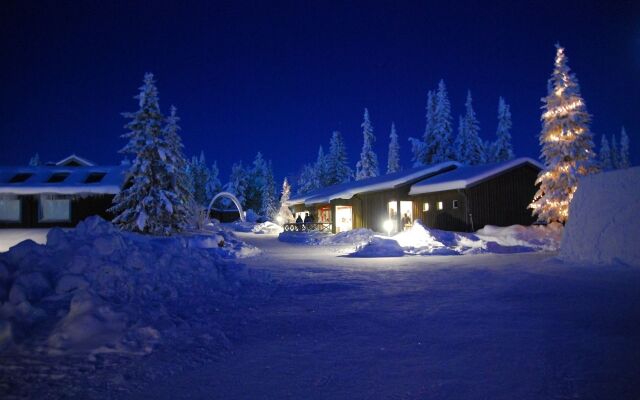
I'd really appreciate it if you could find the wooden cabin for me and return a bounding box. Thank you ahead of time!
[0,156,126,228]
[409,158,542,231]
[287,158,542,233]
[287,161,460,233]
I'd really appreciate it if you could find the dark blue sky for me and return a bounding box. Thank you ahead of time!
[1,1,639,184]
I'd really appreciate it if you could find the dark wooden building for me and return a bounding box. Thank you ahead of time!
[287,162,460,233]
[0,156,126,228]
[409,158,542,231]
[287,158,542,233]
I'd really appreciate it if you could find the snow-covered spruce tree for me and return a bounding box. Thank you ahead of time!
[315,145,330,187]
[530,45,599,224]
[325,131,352,185]
[409,90,436,166]
[618,127,631,169]
[599,135,613,171]
[355,108,379,180]
[490,97,515,162]
[224,161,248,207]
[276,177,294,223]
[297,163,319,195]
[110,73,189,235]
[28,153,41,166]
[610,134,619,169]
[454,91,485,165]
[432,80,455,162]
[164,106,193,209]
[260,161,278,218]
[387,122,401,173]
[245,152,268,212]
[189,152,213,206]
[208,161,222,196]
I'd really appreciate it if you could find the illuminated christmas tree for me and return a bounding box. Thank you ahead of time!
[530,45,598,223]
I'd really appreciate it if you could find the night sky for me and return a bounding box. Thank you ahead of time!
[1,1,639,184]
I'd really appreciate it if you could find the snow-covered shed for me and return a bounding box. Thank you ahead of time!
[409,158,542,231]
[0,156,126,228]
[286,161,460,233]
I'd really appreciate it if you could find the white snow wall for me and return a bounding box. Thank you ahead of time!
[559,167,640,267]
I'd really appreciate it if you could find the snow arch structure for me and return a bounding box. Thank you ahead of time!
[206,192,246,222]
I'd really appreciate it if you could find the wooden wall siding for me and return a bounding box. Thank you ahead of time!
[465,164,538,229]
[0,195,115,228]
[412,192,469,232]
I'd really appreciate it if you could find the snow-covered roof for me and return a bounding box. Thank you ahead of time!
[55,154,95,167]
[408,157,543,195]
[0,165,127,195]
[287,161,460,206]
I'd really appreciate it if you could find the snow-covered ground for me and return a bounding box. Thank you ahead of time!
[1,221,639,399]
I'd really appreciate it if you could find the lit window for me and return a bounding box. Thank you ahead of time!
[437,201,443,210]
[452,200,459,209]
[0,198,21,222]
[39,197,71,222]
[423,202,429,211]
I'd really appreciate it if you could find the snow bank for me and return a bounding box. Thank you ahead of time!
[560,167,640,267]
[351,221,560,257]
[0,217,267,357]
[278,228,375,246]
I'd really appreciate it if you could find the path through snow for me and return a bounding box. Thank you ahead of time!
[126,233,640,400]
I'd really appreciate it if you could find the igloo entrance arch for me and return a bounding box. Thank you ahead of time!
[206,192,246,222]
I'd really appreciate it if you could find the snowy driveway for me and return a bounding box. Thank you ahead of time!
[129,233,640,399]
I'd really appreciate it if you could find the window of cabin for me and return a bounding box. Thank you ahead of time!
[0,197,21,222]
[39,197,71,222]
[84,172,106,183]
[47,173,70,183]
[437,201,443,210]
[452,200,459,209]
[423,202,429,212]
[9,173,33,183]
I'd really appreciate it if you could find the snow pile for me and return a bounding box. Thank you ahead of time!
[251,221,283,234]
[475,223,563,251]
[278,228,375,246]
[560,167,640,266]
[351,221,560,257]
[0,217,266,357]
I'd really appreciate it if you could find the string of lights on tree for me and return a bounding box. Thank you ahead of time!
[529,45,598,223]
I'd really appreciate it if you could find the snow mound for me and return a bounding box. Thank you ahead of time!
[476,222,563,251]
[560,167,640,267]
[0,216,267,357]
[251,221,284,234]
[278,228,375,246]
[351,221,559,257]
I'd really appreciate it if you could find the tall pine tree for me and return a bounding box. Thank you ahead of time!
[432,80,454,162]
[110,73,190,235]
[225,161,248,207]
[387,122,401,173]
[315,145,329,187]
[454,91,485,165]
[611,134,619,169]
[409,90,436,166]
[490,97,515,162]
[260,161,278,218]
[325,131,352,185]
[618,127,631,169]
[355,108,379,180]
[245,152,268,212]
[276,177,294,223]
[599,135,613,170]
[297,163,319,194]
[530,45,598,223]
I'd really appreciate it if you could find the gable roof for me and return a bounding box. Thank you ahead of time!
[408,157,543,195]
[55,154,95,167]
[287,161,460,206]
[0,165,126,195]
